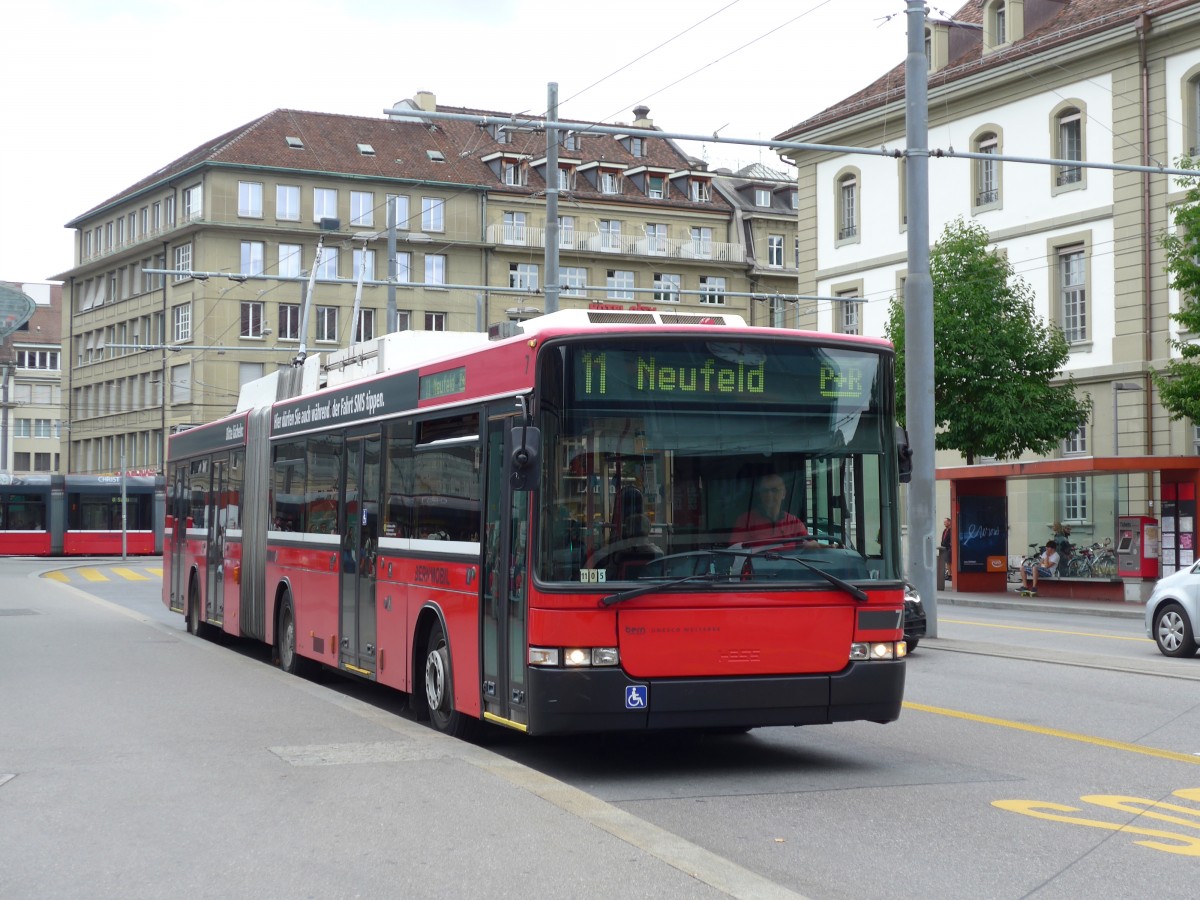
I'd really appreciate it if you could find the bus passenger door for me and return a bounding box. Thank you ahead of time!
[340,433,380,677]
[168,465,187,613]
[205,457,227,626]
[481,414,529,729]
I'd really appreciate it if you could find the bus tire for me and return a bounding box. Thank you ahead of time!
[186,575,212,639]
[423,620,477,739]
[277,593,314,677]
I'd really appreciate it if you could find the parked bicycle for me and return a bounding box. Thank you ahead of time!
[1064,538,1117,577]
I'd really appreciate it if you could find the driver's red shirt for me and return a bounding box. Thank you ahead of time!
[730,510,809,545]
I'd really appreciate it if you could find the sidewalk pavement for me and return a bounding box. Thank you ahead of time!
[935,587,1146,619]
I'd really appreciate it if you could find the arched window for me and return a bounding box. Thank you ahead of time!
[1051,101,1087,193]
[986,1,1007,49]
[834,168,860,244]
[971,128,1002,211]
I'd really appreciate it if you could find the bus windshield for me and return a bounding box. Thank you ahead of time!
[536,336,900,586]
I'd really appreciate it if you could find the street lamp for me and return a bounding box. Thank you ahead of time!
[1112,381,1144,456]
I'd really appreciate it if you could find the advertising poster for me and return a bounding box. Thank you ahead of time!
[957,495,1007,573]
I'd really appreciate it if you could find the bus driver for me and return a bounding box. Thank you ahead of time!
[730,472,810,545]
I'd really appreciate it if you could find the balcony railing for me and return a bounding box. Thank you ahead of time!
[1056,166,1082,186]
[486,224,744,263]
[976,189,999,206]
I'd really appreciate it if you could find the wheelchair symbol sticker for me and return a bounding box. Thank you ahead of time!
[625,685,647,709]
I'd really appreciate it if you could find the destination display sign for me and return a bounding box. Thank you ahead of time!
[419,366,466,401]
[169,412,250,457]
[569,341,880,408]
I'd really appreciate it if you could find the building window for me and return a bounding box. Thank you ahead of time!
[973,130,1001,209]
[279,304,300,340]
[557,166,572,190]
[560,266,587,297]
[599,171,620,194]
[425,312,446,331]
[629,137,643,157]
[509,262,539,292]
[350,191,374,227]
[173,243,192,281]
[1188,72,1200,157]
[425,254,447,285]
[182,184,202,220]
[502,162,525,186]
[789,190,799,210]
[164,195,175,226]
[238,181,263,218]
[653,273,680,303]
[240,241,265,276]
[13,419,30,438]
[316,246,338,279]
[690,226,712,258]
[503,211,527,244]
[644,223,667,255]
[313,188,337,223]
[353,309,375,343]
[600,219,621,252]
[240,301,265,338]
[316,306,338,343]
[837,170,859,241]
[689,179,711,202]
[421,197,445,232]
[353,248,375,281]
[172,303,191,342]
[987,1,1007,48]
[33,418,52,439]
[606,269,634,301]
[1055,107,1084,188]
[279,244,301,278]
[837,290,862,335]
[767,234,784,268]
[239,362,265,386]
[1063,425,1087,455]
[1059,246,1087,343]
[1062,475,1088,521]
[396,251,412,284]
[387,194,410,229]
[699,276,726,305]
[648,176,665,199]
[171,363,192,404]
[754,188,771,207]
[34,452,51,472]
[558,216,576,249]
[15,349,60,370]
[13,452,29,471]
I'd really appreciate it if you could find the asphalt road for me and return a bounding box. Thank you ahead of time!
[6,557,1200,899]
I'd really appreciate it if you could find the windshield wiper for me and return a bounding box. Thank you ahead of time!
[600,571,735,607]
[756,551,869,602]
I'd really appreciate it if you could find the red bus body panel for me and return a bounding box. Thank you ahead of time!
[63,530,156,556]
[0,532,52,556]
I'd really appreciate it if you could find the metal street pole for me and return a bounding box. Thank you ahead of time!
[387,199,398,333]
[905,0,938,634]
[120,450,128,561]
[544,82,560,315]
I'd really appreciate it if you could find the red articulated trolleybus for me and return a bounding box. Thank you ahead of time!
[163,309,910,737]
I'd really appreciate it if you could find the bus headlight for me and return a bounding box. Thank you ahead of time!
[564,648,590,667]
[528,647,560,666]
[528,646,620,667]
[849,642,903,661]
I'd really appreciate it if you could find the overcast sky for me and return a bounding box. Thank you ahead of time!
[1,0,912,285]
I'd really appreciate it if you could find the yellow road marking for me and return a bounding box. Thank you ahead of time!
[147,567,162,577]
[904,701,1200,765]
[78,568,108,582]
[939,617,1150,643]
[42,571,69,582]
[111,567,150,581]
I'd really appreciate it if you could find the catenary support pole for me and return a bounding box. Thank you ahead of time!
[905,0,937,635]
[387,199,398,333]
[544,82,560,315]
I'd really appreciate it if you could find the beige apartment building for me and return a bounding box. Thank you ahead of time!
[0,282,65,475]
[55,92,800,474]
[776,0,1200,582]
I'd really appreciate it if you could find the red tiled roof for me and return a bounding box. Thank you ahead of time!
[72,103,728,223]
[777,0,1195,140]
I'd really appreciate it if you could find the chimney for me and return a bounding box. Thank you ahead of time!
[414,90,436,112]
[632,105,652,128]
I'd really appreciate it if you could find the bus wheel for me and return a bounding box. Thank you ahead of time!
[186,576,211,639]
[277,594,313,676]
[423,620,477,739]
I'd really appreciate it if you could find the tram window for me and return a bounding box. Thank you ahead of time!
[4,496,46,530]
[228,451,244,530]
[272,440,306,532]
[413,413,480,542]
[305,434,341,534]
[189,457,210,530]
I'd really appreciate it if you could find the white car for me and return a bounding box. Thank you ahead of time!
[1145,561,1200,658]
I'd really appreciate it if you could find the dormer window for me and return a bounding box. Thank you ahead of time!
[494,125,510,144]
[648,175,665,199]
[503,161,526,186]
[985,0,1009,49]
[562,132,577,151]
[630,136,643,157]
[600,170,621,194]
[689,179,711,203]
[754,188,771,208]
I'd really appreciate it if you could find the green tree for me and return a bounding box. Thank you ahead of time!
[1152,170,1200,422]
[886,217,1090,465]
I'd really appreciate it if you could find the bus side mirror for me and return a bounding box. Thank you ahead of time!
[896,425,913,484]
[507,426,541,492]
